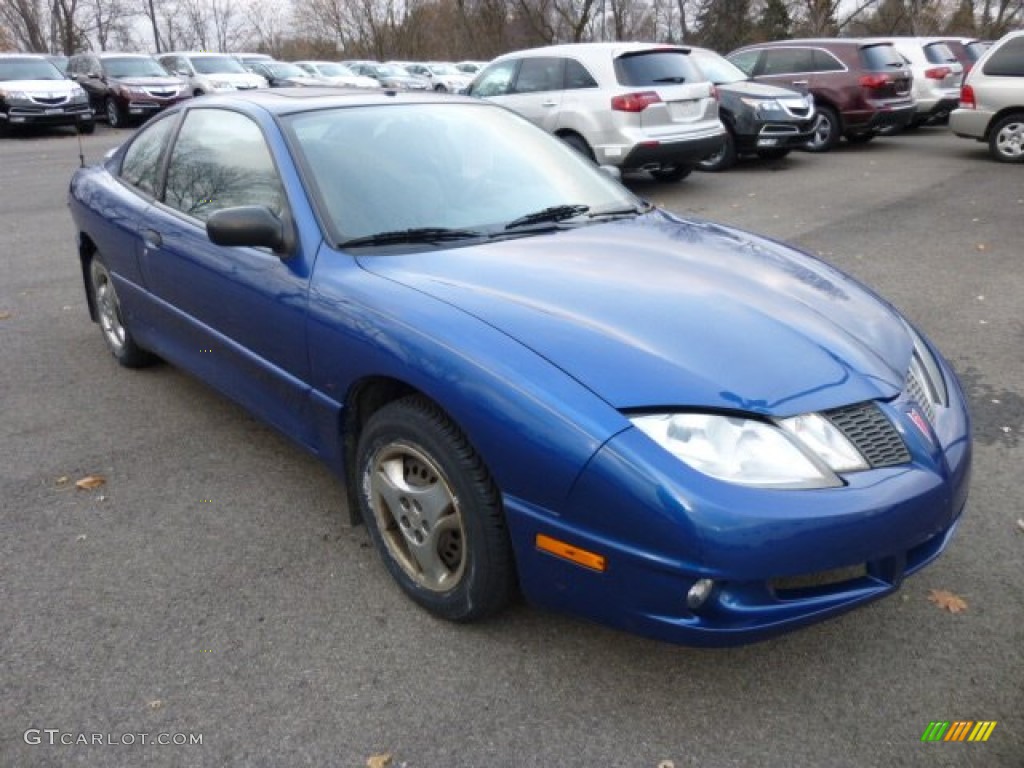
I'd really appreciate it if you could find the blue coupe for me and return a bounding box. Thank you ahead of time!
[68,89,971,645]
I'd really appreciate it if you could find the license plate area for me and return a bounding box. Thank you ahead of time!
[666,99,700,121]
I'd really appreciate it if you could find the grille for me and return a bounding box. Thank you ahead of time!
[32,95,67,106]
[824,402,910,469]
[905,359,937,423]
[146,88,177,99]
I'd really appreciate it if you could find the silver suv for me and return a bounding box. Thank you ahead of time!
[862,37,963,126]
[467,42,725,182]
[950,30,1024,163]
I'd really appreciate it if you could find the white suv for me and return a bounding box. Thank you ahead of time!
[950,30,1024,163]
[157,52,266,95]
[467,42,725,182]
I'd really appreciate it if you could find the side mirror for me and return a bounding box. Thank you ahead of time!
[207,206,293,255]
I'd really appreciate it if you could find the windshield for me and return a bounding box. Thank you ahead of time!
[191,55,247,75]
[105,57,170,78]
[0,58,64,81]
[286,103,639,245]
[428,63,462,75]
[316,63,353,76]
[267,62,306,78]
[376,64,411,77]
[689,49,748,84]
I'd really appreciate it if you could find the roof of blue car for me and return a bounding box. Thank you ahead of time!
[196,87,475,115]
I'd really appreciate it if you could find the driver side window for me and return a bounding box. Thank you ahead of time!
[163,109,285,223]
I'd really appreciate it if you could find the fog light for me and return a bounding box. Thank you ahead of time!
[757,138,779,147]
[686,578,715,610]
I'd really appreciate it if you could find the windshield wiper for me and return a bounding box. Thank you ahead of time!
[588,202,654,219]
[652,76,687,83]
[341,227,484,248]
[505,204,590,231]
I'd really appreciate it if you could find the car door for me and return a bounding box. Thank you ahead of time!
[501,57,566,131]
[71,55,105,110]
[137,106,316,445]
[755,47,818,93]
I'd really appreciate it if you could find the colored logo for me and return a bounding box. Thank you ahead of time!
[907,407,933,443]
[921,721,997,742]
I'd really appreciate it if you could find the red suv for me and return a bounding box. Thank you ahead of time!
[727,39,916,151]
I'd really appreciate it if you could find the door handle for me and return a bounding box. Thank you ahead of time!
[541,100,558,107]
[142,229,163,248]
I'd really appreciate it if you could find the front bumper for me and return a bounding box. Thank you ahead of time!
[737,120,816,152]
[1,102,92,128]
[507,359,971,646]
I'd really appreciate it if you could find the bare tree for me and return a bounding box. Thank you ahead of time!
[1,0,50,50]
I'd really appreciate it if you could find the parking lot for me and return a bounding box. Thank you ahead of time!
[2,123,1022,767]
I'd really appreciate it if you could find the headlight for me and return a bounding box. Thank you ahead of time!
[71,87,89,103]
[739,97,783,113]
[631,412,868,489]
[0,89,28,100]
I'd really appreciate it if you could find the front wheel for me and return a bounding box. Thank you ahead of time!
[650,164,692,182]
[356,396,516,622]
[804,106,840,152]
[697,130,736,172]
[105,97,126,129]
[88,258,155,368]
[988,113,1024,163]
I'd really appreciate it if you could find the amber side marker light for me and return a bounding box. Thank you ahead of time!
[535,534,607,572]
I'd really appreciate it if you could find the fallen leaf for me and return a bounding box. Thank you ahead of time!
[976,243,987,251]
[0,311,11,320]
[658,762,676,768]
[56,476,69,486]
[75,475,106,490]
[1016,519,1024,533]
[148,699,163,710]
[367,754,392,768]
[76,534,87,542]
[928,589,967,613]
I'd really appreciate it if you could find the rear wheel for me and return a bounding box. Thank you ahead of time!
[650,164,692,182]
[988,113,1024,163]
[804,106,840,152]
[560,132,595,163]
[88,257,155,368]
[697,130,736,172]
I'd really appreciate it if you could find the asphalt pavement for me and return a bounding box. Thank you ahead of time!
[2,123,1022,768]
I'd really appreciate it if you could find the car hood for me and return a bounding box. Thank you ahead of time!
[718,79,809,100]
[3,79,77,95]
[356,213,912,416]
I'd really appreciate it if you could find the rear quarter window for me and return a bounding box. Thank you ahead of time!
[923,43,958,64]
[860,44,905,70]
[983,37,1024,77]
[614,50,702,85]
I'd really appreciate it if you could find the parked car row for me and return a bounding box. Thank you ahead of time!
[464,34,1019,173]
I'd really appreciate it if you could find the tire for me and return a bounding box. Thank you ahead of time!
[560,132,595,163]
[756,147,790,160]
[804,106,840,152]
[88,257,155,368]
[76,120,95,135]
[356,395,516,622]
[696,129,736,172]
[650,164,692,182]
[844,132,874,145]
[988,113,1024,164]
[434,84,448,92]
[105,97,127,129]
